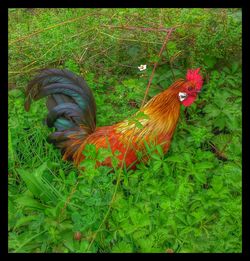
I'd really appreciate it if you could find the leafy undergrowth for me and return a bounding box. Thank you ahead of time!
[8,8,242,253]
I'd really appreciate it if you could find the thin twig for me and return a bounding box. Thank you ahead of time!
[220,135,234,154]
[21,42,61,71]
[59,180,79,221]
[87,46,113,61]
[165,47,176,80]
[98,30,163,45]
[141,28,174,107]
[101,24,178,33]
[103,53,137,68]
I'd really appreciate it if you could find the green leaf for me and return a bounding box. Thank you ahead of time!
[211,175,224,192]
[152,161,162,172]
[9,89,23,98]
[14,215,38,229]
[167,41,177,53]
[15,195,46,210]
[163,163,170,175]
[166,155,183,163]
[149,54,160,63]
[194,162,214,170]
[129,209,150,228]
[156,145,164,157]
[80,240,89,252]
[17,163,61,203]
[129,208,140,225]
[80,159,96,170]
[82,144,97,158]
[137,238,153,252]
[226,78,236,87]
[128,46,140,57]
[17,168,44,198]
[204,55,217,69]
[151,153,161,161]
[65,59,80,74]
[71,212,81,224]
[231,62,239,73]
[132,229,148,240]
[96,147,112,162]
[194,172,206,184]
[135,121,144,129]
[160,201,171,210]
[112,242,133,253]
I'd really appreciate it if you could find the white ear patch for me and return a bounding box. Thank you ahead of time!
[178,92,187,102]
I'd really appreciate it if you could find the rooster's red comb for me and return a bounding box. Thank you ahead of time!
[186,68,203,90]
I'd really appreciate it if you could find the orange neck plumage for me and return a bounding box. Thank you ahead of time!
[115,80,185,149]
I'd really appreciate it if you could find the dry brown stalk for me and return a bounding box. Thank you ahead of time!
[59,180,79,221]
[101,24,178,33]
[141,28,175,107]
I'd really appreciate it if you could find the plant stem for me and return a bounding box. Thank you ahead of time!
[141,28,174,107]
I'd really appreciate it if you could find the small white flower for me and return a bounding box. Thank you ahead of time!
[138,64,147,71]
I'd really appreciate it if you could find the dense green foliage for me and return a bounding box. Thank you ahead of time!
[8,8,242,253]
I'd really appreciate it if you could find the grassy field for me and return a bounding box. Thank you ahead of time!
[8,8,242,253]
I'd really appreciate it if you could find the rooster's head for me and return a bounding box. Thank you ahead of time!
[178,68,203,107]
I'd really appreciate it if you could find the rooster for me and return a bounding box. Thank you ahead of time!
[24,68,203,170]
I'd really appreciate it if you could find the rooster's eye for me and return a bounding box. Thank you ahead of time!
[188,87,193,91]
[178,92,187,102]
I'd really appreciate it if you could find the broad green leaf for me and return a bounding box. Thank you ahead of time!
[160,201,171,210]
[112,242,133,253]
[163,163,170,175]
[166,155,183,163]
[195,162,214,170]
[137,238,153,253]
[15,195,46,210]
[14,215,39,229]
[194,172,207,184]
[211,176,224,192]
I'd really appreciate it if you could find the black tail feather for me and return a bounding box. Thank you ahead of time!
[25,68,96,154]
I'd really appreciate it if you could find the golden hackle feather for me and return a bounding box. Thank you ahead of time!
[115,80,185,148]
